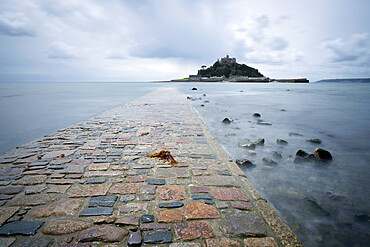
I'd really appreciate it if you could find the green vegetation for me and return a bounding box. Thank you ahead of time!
[198,61,264,78]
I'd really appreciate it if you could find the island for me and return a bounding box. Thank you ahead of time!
[171,55,309,83]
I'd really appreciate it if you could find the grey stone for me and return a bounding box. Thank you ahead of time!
[120,194,135,202]
[215,170,232,176]
[0,221,44,236]
[143,231,172,244]
[141,215,154,223]
[133,165,153,169]
[235,159,255,168]
[220,210,266,237]
[0,237,15,247]
[128,231,142,246]
[85,178,106,184]
[204,200,215,205]
[137,194,155,201]
[89,196,117,207]
[11,238,53,247]
[262,157,278,166]
[126,170,148,176]
[93,159,112,163]
[140,185,156,194]
[191,195,214,200]
[146,178,165,185]
[276,139,288,145]
[159,202,184,208]
[79,207,113,216]
[49,165,66,169]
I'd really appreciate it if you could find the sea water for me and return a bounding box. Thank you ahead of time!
[179,82,370,247]
[0,81,369,246]
[0,82,161,154]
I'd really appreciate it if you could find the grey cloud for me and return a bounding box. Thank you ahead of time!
[0,12,35,36]
[106,50,127,60]
[47,42,78,59]
[269,37,289,51]
[321,33,370,65]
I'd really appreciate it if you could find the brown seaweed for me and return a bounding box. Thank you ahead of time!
[147,149,178,166]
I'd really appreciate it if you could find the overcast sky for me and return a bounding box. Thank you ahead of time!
[0,0,369,82]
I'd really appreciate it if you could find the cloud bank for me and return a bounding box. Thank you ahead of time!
[0,0,369,82]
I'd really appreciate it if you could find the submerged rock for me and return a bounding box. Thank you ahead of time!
[276,139,288,145]
[304,197,330,216]
[235,159,256,168]
[222,118,232,124]
[289,132,303,137]
[307,138,322,144]
[253,113,261,117]
[314,148,333,161]
[355,214,370,222]
[262,157,278,166]
[238,139,256,150]
[327,191,354,205]
[254,138,265,146]
[257,121,272,126]
[272,151,283,160]
[294,150,315,163]
[203,94,207,96]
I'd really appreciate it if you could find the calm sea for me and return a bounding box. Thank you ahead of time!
[181,82,370,247]
[0,81,369,246]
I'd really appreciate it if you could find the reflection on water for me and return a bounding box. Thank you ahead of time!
[179,82,370,247]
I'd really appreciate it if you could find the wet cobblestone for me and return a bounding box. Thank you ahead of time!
[0,88,302,246]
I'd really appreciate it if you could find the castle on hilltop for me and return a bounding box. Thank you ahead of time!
[218,54,236,64]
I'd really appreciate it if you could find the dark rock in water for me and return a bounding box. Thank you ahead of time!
[289,132,303,137]
[355,214,370,222]
[257,121,272,125]
[314,148,332,161]
[238,139,252,147]
[327,191,354,205]
[243,143,256,150]
[191,87,197,90]
[276,139,288,145]
[200,104,205,107]
[222,118,232,124]
[254,138,265,146]
[262,157,278,166]
[253,113,261,117]
[235,159,256,168]
[204,100,209,103]
[294,150,315,163]
[307,138,322,144]
[304,197,330,216]
[203,94,207,96]
[280,109,287,111]
[272,151,283,160]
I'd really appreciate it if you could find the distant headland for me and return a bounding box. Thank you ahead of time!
[170,55,309,83]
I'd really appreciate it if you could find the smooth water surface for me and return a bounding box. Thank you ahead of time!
[0,82,161,154]
[179,82,370,247]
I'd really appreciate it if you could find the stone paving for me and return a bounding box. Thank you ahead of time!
[0,88,303,246]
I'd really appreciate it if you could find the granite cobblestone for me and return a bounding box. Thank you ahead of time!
[0,88,302,246]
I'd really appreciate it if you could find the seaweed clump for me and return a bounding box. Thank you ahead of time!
[147,149,178,166]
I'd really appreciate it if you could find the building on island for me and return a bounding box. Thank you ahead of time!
[219,54,236,64]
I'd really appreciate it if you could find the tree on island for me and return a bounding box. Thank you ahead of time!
[197,60,264,78]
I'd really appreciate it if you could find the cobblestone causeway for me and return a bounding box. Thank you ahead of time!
[0,88,303,246]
